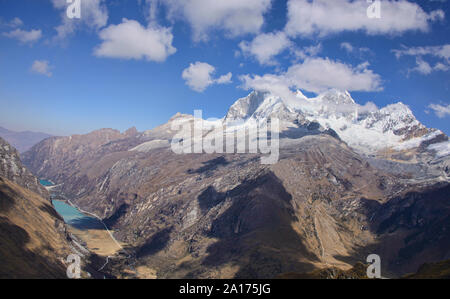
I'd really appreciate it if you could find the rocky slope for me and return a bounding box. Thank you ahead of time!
[0,137,115,278]
[0,137,47,198]
[0,138,73,278]
[21,90,450,278]
[403,259,450,279]
[277,262,369,279]
[22,128,140,184]
[0,177,72,278]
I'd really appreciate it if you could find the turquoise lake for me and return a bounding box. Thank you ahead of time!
[40,180,104,230]
[52,201,104,230]
[39,179,54,186]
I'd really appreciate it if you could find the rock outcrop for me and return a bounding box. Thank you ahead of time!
[0,137,47,198]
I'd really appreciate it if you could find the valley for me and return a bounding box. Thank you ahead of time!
[13,90,449,279]
[1,0,450,284]
[51,199,125,257]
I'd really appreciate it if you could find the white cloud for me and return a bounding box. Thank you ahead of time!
[94,19,176,62]
[413,58,434,74]
[30,60,52,77]
[393,44,450,75]
[3,28,42,44]
[285,0,444,38]
[216,72,233,84]
[434,63,450,71]
[428,103,450,118]
[182,62,232,92]
[293,43,322,60]
[340,42,373,58]
[147,0,272,41]
[7,17,24,28]
[51,0,108,40]
[241,57,382,95]
[239,31,292,65]
[340,42,354,53]
[393,44,450,61]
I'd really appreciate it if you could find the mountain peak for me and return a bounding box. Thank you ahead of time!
[224,90,269,122]
[169,112,193,122]
[380,102,413,115]
[295,90,308,100]
[219,90,446,156]
[316,89,355,105]
[124,127,138,137]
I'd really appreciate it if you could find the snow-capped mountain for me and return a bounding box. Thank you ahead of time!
[21,90,450,280]
[223,89,449,157]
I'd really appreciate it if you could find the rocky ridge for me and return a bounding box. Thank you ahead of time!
[0,137,47,198]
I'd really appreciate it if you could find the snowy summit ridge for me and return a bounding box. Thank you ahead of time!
[224,89,449,156]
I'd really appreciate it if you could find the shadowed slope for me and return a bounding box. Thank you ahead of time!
[0,177,72,278]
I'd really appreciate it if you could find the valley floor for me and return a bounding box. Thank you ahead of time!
[68,226,125,257]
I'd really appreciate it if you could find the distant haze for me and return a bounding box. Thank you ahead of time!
[0,126,52,153]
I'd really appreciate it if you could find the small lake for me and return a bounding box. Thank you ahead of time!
[40,180,105,230]
[39,179,54,186]
[52,201,105,230]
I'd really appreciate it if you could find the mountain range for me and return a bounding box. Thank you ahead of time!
[18,89,450,278]
[225,89,448,156]
[0,126,52,153]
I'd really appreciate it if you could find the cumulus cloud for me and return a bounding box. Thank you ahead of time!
[30,60,52,77]
[3,28,42,44]
[51,0,108,40]
[241,57,382,95]
[285,0,444,38]
[182,62,232,92]
[393,44,450,75]
[147,0,272,41]
[94,19,176,62]
[428,103,450,118]
[239,31,292,65]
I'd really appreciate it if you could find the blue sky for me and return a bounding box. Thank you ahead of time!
[0,0,449,136]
